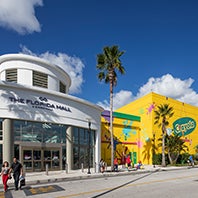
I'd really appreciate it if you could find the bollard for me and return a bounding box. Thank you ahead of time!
[23,164,26,177]
[105,162,107,172]
[81,163,84,172]
[65,163,68,174]
[46,164,48,175]
[94,162,96,173]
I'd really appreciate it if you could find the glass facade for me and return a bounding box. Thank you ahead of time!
[14,120,67,143]
[0,119,96,171]
[73,126,95,170]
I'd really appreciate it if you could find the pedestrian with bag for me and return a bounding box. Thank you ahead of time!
[19,175,25,189]
[99,159,105,173]
[9,157,23,191]
[0,161,10,192]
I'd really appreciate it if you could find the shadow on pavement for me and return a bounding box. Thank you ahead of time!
[91,169,159,198]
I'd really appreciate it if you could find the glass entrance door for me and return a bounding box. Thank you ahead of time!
[44,149,60,170]
[22,147,61,171]
[23,149,42,171]
[33,150,42,171]
[23,149,33,171]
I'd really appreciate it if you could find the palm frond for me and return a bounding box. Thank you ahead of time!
[96,45,125,87]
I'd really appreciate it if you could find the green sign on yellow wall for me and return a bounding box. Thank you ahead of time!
[173,117,196,136]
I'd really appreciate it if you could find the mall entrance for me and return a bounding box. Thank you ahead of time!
[21,145,63,172]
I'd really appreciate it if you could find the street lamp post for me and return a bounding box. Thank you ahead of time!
[87,120,91,174]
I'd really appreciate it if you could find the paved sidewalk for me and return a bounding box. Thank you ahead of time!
[2,165,194,189]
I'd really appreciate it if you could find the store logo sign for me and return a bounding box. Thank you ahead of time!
[173,117,196,136]
[8,96,72,113]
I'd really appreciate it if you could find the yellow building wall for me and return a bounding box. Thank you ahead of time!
[116,93,154,165]
[115,92,198,165]
[101,112,141,166]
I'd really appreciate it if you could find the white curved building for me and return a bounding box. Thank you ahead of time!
[0,54,103,172]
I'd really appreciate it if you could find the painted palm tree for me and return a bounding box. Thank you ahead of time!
[154,104,174,167]
[96,45,125,170]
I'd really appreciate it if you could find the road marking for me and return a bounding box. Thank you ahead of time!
[0,191,13,198]
[0,192,4,198]
[24,185,64,196]
[57,174,198,198]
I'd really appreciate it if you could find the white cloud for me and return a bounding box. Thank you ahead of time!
[97,100,110,111]
[136,74,194,100]
[97,90,134,110]
[0,0,43,34]
[136,74,198,106]
[98,74,198,110]
[20,46,85,94]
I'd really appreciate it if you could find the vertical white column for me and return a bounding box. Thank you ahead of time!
[95,125,101,173]
[66,126,73,171]
[3,119,14,165]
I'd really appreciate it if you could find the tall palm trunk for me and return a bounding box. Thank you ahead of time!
[110,77,114,171]
[154,104,174,167]
[162,119,166,167]
[96,46,125,171]
[162,133,166,167]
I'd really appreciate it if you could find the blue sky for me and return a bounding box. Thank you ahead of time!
[1,0,198,110]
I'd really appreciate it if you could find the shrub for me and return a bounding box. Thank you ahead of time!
[177,153,189,164]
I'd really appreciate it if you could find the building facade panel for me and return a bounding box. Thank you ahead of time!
[0,54,103,172]
[101,111,141,166]
[115,92,198,165]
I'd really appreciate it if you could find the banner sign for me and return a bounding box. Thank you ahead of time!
[173,117,196,136]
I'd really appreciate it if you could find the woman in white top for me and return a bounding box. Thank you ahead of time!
[0,161,10,192]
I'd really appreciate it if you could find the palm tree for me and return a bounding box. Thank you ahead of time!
[165,134,188,164]
[96,45,125,170]
[154,104,174,167]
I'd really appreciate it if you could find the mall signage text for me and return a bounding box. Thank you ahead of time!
[8,96,72,112]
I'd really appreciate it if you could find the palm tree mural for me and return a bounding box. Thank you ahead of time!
[154,104,174,167]
[96,45,125,170]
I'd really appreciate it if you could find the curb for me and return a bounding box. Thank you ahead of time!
[0,165,195,189]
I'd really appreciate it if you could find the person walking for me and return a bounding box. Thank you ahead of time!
[0,161,10,192]
[188,155,194,167]
[114,157,118,172]
[99,159,105,173]
[126,155,131,170]
[9,157,23,190]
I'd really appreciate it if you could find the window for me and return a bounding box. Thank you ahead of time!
[33,71,48,88]
[59,81,66,93]
[14,120,67,144]
[6,69,17,82]
[72,126,95,169]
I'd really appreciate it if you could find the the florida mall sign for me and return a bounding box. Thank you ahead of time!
[8,96,72,113]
